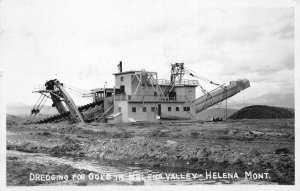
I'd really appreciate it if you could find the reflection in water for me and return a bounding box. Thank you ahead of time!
[7,150,274,185]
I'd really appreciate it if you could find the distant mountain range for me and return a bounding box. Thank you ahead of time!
[228,93,294,109]
[6,102,58,117]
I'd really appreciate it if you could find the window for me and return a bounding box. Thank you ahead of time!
[121,76,124,81]
[132,107,136,112]
[118,107,122,112]
[176,106,180,111]
[168,107,171,111]
[151,107,155,112]
[183,107,190,111]
[143,107,147,112]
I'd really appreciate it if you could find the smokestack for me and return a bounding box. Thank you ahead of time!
[118,61,122,73]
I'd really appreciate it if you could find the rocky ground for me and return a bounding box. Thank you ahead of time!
[6,116,295,185]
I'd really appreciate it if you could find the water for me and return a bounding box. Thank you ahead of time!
[7,150,275,185]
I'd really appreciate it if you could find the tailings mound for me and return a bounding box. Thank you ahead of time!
[229,105,294,119]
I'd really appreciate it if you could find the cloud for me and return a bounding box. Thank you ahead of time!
[278,52,294,70]
[147,21,177,34]
[1,2,294,106]
[205,25,264,45]
[254,53,294,75]
[196,25,208,34]
[214,47,294,78]
[271,23,294,39]
[15,0,34,6]
[77,64,102,81]
[278,12,294,21]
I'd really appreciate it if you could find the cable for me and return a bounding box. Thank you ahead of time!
[65,88,93,101]
[41,99,51,114]
[33,94,43,109]
[64,84,90,94]
[184,67,222,86]
[185,68,213,84]
[184,67,210,81]
[26,95,48,124]
[38,96,48,111]
[64,86,87,95]
[161,70,171,80]
[36,95,46,109]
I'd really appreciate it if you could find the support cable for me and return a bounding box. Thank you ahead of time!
[64,86,93,101]
[36,95,46,109]
[38,96,48,111]
[33,94,43,109]
[184,67,222,86]
[26,95,48,124]
[64,84,90,94]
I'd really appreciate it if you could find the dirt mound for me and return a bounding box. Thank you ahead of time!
[229,105,294,119]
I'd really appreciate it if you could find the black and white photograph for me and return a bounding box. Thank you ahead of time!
[0,0,298,189]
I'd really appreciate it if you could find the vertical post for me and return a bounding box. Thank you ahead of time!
[104,82,107,98]
[155,73,158,96]
[118,61,122,73]
[113,86,116,113]
[225,87,227,120]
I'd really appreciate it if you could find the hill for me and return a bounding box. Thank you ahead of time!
[229,105,294,119]
[6,114,25,126]
[6,104,58,117]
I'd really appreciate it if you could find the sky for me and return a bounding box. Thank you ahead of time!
[0,0,295,109]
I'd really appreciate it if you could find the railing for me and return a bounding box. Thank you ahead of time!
[33,84,46,91]
[149,79,199,86]
[114,94,187,102]
[114,94,128,101]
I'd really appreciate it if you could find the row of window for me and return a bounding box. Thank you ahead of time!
[168,106,190,112]
[128,106,190,113]
[118,107,157,113]
[132,107,157,113]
